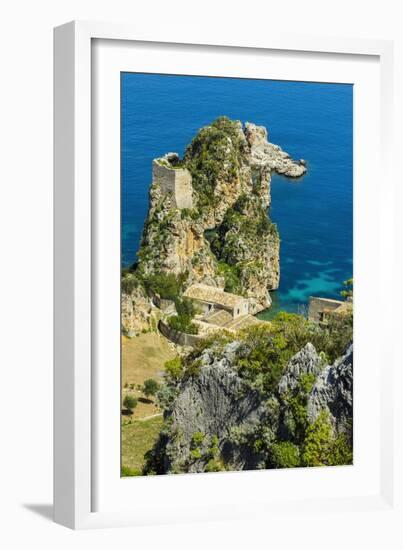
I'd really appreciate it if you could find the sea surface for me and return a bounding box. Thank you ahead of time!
[121,73,353,316]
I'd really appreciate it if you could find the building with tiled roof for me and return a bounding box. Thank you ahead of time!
[183,283,249,319]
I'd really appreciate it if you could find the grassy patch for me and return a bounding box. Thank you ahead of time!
[122,332,177,419]
[121,416,164,474]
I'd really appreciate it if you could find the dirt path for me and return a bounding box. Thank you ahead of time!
[138,413,163,422]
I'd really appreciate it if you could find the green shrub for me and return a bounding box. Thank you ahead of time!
[299,373,316,394]
[123,394,138,413]
[121,273,140,295]
[164,356,184,382]
[145,272,181,300]
[236,324,288,392]
[184,117,245,208]
[180,208,199,220]
[302,411,333,467]
[190,448,202,460]
[168,315,199,335]
[270,441,300,468]
[191,431,205,447]
[175,297,197,318]
[327,432,353,466]
[156,384,177,408]
[142,379,159,399]
[216,261,242,294]
[302,412,353,467]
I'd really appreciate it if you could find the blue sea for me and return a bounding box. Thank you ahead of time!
[121,73,353,316]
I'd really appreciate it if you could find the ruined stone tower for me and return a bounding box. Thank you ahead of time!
[152,153,193,209]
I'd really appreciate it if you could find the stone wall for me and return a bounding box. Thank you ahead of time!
[159,319,203,347]
[152,160,193,209]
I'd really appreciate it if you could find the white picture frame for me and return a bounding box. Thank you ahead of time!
[54,20,399,530]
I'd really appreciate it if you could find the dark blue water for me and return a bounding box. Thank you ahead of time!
[121,73,352,314]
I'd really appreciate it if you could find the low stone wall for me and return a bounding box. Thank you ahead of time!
[159,320,203,347]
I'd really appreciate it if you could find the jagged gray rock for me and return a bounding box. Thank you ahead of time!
[149,339,353,473]
[245,122,307,177]
[307,343,353,433]
[162,341,268,472]
[278,343,322,395]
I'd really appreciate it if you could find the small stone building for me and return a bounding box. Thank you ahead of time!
[153,153,193,209]
[183,283,249,319]
[308,296,352,323]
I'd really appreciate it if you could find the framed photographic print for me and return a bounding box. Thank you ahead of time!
[54,21,398,530]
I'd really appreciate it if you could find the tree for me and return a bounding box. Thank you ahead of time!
[164,356,183,382]
[143,378,159,400]
[175,297,197,318]
[302,411,333,467]
[123,394,138,414]
[145,272,181,300]
[167,314,199,335]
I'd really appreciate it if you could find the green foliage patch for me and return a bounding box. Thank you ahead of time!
[184,116,246,209]
[123,394,138,413]
[167,315,199,335]
[144,271,182,300]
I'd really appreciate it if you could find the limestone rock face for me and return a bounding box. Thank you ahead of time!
[308,343,353,433]
[149,340,353,473]
[138,181,218,283]
[159,342,269,472]
[121,286,152,337]
[278,343,322,395]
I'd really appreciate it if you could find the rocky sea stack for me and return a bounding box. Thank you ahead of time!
[122,117,306,335]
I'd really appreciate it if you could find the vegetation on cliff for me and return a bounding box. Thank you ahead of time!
[183,116,248,210]
[143,305,353,474]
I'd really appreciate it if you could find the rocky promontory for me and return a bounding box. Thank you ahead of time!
[122,117,306,334]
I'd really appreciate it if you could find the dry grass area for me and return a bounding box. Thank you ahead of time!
[121,332,177,419]
[121,416,164,475]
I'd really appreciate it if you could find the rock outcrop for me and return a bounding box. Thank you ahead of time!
[146,339,353,474]
[159,342,269,472]
[245,122,306,177]
[121,285,151,337]
[278,343,323,395]
[122,117,306,333]
[307,342,353,434]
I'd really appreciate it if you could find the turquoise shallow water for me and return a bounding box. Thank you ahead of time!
[121,74,352,314]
